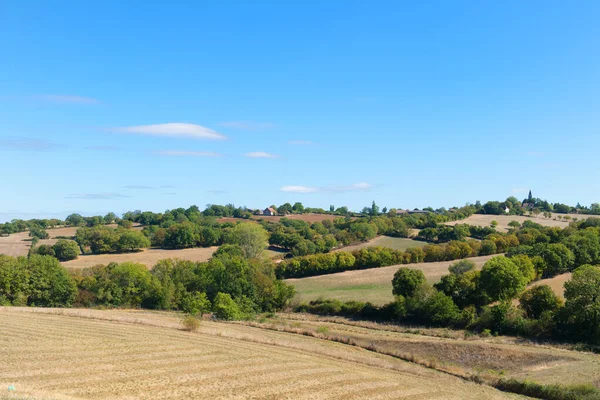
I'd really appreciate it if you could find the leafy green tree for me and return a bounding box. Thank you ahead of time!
[212,292,241,320]
[52,239,80,261]
[0,255,29,305]
[227,223,268,259]
[35,244,55,257]
[292,202,304,214]
[417,291,460,325]
[164,222,197,249]
[26,255,77,307]
[117,230,151,252]
[435,270,482,308]
[478,256,528,302]
[65,213,85,227]
[539,243,575,277]
[510,254,537,283]
[562,265,600,342]
[370,201,380,216]
[519,285,563,319]
[103,212,117,224]
[392,268,425,297]
[181,292,211,316]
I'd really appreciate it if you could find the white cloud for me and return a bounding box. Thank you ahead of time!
[35,94,98,104]
[281,186,320,193]
[280,182,372,194]
[245,151,281,158]
[219,121,275,130]
[113,123,227,140]
[156,150,222,157]
[288,140,313,145]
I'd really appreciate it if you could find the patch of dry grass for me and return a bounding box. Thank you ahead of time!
[444,214,578,232]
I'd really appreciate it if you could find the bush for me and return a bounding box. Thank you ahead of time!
[448,259,475,275]
[181,314,200,332]
[495,379,600,400]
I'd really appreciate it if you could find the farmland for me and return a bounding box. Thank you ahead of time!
[288,255,496,304]
[61,246,218,269]
[334,236,427,253]
[0,308,517,400]
[444,214,578,232]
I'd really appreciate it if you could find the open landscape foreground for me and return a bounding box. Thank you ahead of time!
[0,308,526,400]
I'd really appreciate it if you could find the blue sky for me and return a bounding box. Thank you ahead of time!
[1,1,599,222]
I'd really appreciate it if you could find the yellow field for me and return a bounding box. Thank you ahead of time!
[444,214,578,232]
[334,236,427,253]
[288,255,496,304]
[61,247,218,269]
[0,308,517,400]
[527,272,572,300]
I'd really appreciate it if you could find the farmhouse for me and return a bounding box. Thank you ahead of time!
[263,207,277,216]
[395,209,408,215]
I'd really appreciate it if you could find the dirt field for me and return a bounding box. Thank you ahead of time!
[335,236,427,253]
[0,308,516,400]
[61,247,218,269]
[288,255,496,305]
[444,214,578,232]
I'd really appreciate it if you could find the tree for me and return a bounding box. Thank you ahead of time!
[478,256,528,302]
[117,230,151,252]
[65,213,84,227]
[52,240,79,261]
[29,226,49,240]
[292,202,304,214]
[26,255,77,306]
[392,268,425,297]
[103,212,117,224]
[227,223,268,259]
[563,265,600,342]
[490,220,498,228]
[508,221,521,229]
[510,254,536,283]
[519,285,562,319]
[277,203,293,215]
[539,243,575,277]
[370,201,380,216]
[181,292,211,316]
[212,292,241,320]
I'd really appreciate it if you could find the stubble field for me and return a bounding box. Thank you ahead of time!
[0,308,518,400]
[287,255,497,304]
[444,214,578,232]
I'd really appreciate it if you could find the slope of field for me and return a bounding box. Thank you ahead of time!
[445,214,575,232]
[335,236,427,253]
[254,314,600,389]
[253,214,346,223]
[0,308,516,400]
[528,272,572,300]
[288,255,496,304]
[61,247,218,269]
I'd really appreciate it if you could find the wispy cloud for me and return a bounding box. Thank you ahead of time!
[65,193,131,200]
[113,123,227,140]
[124,185,154,190]
[86,145,118,151]
[245,151,281,158]
[160,185,176,188]
[155,150,223,157]
[288,140,314,145]
[219,121,275,130]
[207,190,227,194]
[281,182,372,194]
[0,138,59,151]
[34,94,99,104]
[161,192,177,196]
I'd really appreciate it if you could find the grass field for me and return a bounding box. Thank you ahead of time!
[0,307,517,400]
[335,236,427,253]
[444,214,578,232]
[527,272,572,300]
[288,255,496,305]
[61,247,219,269]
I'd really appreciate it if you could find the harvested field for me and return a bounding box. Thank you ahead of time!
[249,313,600,388]
[444,214,577,232]
[288,255,497,305]
[253,214,348,223]
[335,236,427,253]
[61,247,218,269]
[0,308,517,400]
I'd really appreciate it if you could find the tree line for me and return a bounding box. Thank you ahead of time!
[0,244,295,320]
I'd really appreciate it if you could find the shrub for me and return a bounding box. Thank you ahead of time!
[478,256,528,302]
[448,259,475,275]
[495,379,600,400]
[181,314,200,332]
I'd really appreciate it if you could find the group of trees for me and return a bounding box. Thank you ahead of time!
[34,240,80,261]
[1,246,295,319]
[75,226,150,254]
